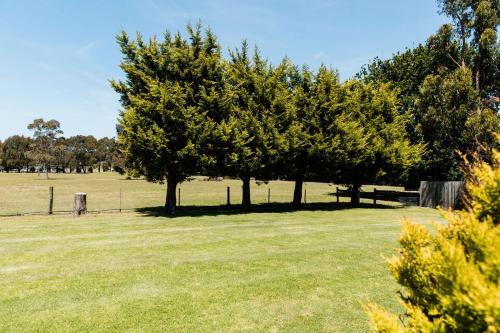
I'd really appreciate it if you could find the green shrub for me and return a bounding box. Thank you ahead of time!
[366,136,500,332]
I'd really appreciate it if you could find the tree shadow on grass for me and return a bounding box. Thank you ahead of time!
[136,201,406,218]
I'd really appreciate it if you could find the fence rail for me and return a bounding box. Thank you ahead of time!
[334,187,420,205]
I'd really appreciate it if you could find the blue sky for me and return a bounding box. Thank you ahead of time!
[0,0,448,140]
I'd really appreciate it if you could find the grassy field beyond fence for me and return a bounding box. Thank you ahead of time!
[0,172,404,215]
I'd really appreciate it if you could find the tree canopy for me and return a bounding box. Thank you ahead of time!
[1,135,31,172]
[26,118,63,179]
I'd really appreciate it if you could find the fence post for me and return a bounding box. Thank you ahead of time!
[304,189,307,204]
[373,188,377,205]
[268,188,270,204]
[336,187,339,203]
[73,193,87,216]
[48,186,54,215]
[227,186,231,207]
[178,188,181,207]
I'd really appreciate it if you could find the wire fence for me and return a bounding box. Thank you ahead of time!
[0,174,414,216]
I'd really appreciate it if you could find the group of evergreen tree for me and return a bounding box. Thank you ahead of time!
[112,0,498,215]
[112,24,423,213]
[0,119,123,178]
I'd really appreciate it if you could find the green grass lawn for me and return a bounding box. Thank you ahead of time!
[0,172,404,215]
[0,207,442,332]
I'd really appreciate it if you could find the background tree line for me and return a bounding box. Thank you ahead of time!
[358,0,500,185]
[0,119,124,177]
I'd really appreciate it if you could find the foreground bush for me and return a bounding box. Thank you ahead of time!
[366,137,500,332]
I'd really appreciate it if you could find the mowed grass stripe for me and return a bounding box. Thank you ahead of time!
[0,207,441,332]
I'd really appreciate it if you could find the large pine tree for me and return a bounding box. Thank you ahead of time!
[331,80,424,205]
[221,42,285,209]
[278,63,318,206]
[111,23,227,214]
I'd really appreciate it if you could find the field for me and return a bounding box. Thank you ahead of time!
[0,173,442,332]
[0,172,403,215]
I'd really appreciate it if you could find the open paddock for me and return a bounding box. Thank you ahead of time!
[0,172,405,215]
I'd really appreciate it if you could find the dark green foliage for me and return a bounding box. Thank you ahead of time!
[436,0,500,100]
[358,45,436,112]
[65,135,98,173]
[358,24,462,118]
[0,135,31,172]
[471,0,499,98]
[96,137,118,172]
[52,137,70,172]
[415,65,499,180]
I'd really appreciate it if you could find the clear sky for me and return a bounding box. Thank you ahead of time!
[0,0,448,140]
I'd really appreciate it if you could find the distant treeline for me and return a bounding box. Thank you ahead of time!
[0,119,123,175]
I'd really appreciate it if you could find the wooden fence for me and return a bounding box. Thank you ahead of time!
[1,182,465,216]
[334,181,465,209]
[419,181,465,209]
[335,187,419,205]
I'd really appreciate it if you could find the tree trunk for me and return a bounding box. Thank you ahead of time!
[460,21,466,63]
[350,183,361,207]
[475,69,482,115]
[475,68,480,91]
[292,177,303,206]
[165,173,177,215]
[45,164,49,179]
[242,175,251,210]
